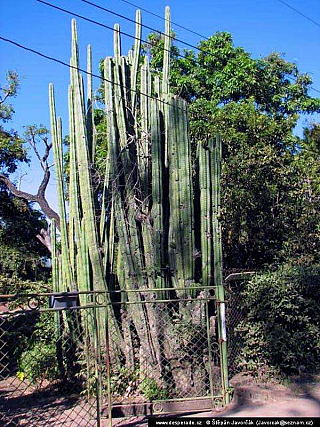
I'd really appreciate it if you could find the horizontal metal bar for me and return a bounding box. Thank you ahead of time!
[103,395,224,418]
[0,297,227,316]
[151,395,223,404]
[0,285,219,299]
[109,395,223,407]
[152,407,221,416]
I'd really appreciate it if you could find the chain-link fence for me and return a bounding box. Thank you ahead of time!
[0,294,100,426]
[225,277,248,378]
[0,288,236,426]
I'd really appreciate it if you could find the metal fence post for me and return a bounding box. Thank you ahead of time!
[205,298,216,409]
[93,301,101,427]
[105,296,112,427]
[216,285,230,405]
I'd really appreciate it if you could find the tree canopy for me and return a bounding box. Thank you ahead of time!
[0,71,28,174]
[1,30,320,275]
[0,72,50,285]
[139,31,320,269]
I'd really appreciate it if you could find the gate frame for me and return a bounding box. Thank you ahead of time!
[0,288,230,426]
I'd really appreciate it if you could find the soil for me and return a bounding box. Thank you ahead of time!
[0,377,97,426]
[114,374,320,425]
[203,373,320,418]
[1,374,319,426]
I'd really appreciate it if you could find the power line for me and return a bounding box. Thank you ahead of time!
[287,75,320,94]
[119,0,209,40]
[0,35,187,111]
[120,0,320,35]
[5,1,320,96]
[36,0,320,95]
[277,0,320,29]
[115,0,320,95]
[36,0,190,60]
[81,0,200,52]
[2,30,320,104]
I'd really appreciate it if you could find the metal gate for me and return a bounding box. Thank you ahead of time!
[0,288,229,426]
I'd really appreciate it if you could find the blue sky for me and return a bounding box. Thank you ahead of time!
[1,0,320,212]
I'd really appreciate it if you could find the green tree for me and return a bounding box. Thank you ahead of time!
[279,123,320,265]
[0,72,53,287]
[141,32,320,269]
[0,71,28,174]
[0,193,49,282]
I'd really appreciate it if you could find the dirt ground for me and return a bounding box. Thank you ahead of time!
[195,373,320,418]
[0,377,97,426]
[114,374,320,425]
[1,374,319,426]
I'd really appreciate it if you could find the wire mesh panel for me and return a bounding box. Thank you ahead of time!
[0,294,99,427]
[104,290,224,417]
[0,290,226,425]
[225,281,247,378]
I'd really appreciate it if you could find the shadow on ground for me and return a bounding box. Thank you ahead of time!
[0,379,96,426]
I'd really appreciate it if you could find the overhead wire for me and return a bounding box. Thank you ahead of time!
[80,0,201,52]
[118,0,210,40]
[0,35,188,112]
[121,0,320,36]
[277,0,320,29]
[276,0,320,93]
[36,0,320,95]
[115,0,320,95]
[286,75,320,94]
[36,0,194,61]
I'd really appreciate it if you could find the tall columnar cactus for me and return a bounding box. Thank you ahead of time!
[104,50,163,375]
[162,5,171,170]
[86,45,95,162]
[167,96,195,296]
[198,141,212,290]
[49,7,228,397]
[51,218,59,293]
[162,6,171,96]
[68,85,81,279]
[211,135,229,404]
[49,87,73,291]
[150,96,165,291]
[131,9,141,112]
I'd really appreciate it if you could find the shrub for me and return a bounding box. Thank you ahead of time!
[19,342,59,386]
[236,264,320,376]
[15,308,60,386]
[139,378,169,401]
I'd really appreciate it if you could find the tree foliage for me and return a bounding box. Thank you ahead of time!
[0,71,28,174]
[0,192,48,280]
[141,31,320,269]
[0,72,51,283]
[237,264,320,375]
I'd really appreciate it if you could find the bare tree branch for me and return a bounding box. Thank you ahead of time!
[0,172,60,229]
[0,92,12,107]
[36,228,52,253]
[0,173,37,201]
[0,126,61,233]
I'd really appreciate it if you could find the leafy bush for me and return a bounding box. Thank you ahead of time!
[110,366,138,397]
[139,378,169,401]
[19,342,59,386]
[237,264,320,376]
[13,305,60,386]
